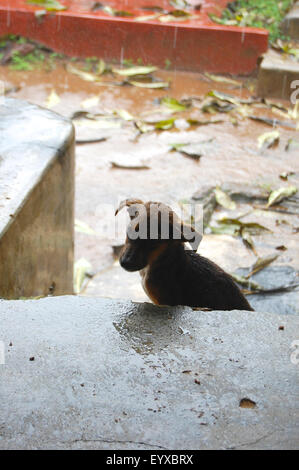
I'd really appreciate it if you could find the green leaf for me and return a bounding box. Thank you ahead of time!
[160,97,187,112]
[134,120,154,133]
[45,89,60,108]
[214,187,236,210]
[257,130,280,150]
[154,118,175,130]
[27,0,66,11]
[170,139,214,160]
[129,80,169,89]
[66,64,101,82]
[204,73,241,86]
[134,13,162,22]
[210,223,240,236]
[114,109,135,121]
[96,59,106,75]
[187,118,223,126]
[246,254,279,279]
[112,66,157,76]
[267,185,297,208]
[231,273,261,291]
[207,90,241,106]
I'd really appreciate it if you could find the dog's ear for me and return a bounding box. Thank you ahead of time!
[115,198,144,218]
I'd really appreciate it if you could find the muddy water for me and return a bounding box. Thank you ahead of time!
[1,63,298,302]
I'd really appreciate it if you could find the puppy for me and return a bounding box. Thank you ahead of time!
[115,199,253,311]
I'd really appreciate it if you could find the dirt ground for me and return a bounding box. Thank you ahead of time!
[1,61,298,302]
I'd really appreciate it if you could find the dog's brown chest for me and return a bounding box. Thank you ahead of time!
[140,267,161,305]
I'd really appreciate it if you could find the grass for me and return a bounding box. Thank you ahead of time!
[210,0,296,43]
[0,35,65,71]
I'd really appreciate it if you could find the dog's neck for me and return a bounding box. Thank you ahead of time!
[141,242,186,277]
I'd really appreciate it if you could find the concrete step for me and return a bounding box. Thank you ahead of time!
[281,0,299,41]
[0,296,298,449]
[0,98,74,299]
[257,49,299,101]
[0,0,268,75]
[258,1,299,101]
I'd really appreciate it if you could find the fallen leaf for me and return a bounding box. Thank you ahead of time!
[204,73,241,87]
[279,171,295,181]
[134,120,154,133]
[134,13,162,22]
[267,185,297,208]
[116,109,135,121]
[201,99,235,114]
[231,273,261,291]
[257,130,280,150]
[74,258,93,294]
[80,96,100,109]
[66,63,101,82]
[110,154,150,169]
[187,118,223,126]
[129,80,169,89]
[96,59,106,75]
[246,254,279,279]
[214,187,236,210]
[207,90,245,106]
[112,65,157,76]
[171,139,214,160]
[74,118,121,129]
[249,115,296,129]
[159,12,198,22]
[45,89,60,108]
[275,245,287,251]
[76,137,107,144]
[160,96,188,112]
[154,118,175,130]
[27,0,66,11]
[240,228,257,255]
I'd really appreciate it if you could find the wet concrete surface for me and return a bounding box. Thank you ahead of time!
[1,62,298,309]
[0,296,298,449]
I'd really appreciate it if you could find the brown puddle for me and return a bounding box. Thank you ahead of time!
[1,62,298,302]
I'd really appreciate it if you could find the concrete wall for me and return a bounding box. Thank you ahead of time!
[0,98,74,299]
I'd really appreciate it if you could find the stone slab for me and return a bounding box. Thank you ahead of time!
[0,296,298,450]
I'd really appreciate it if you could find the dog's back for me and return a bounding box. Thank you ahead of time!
[144,244,253,311]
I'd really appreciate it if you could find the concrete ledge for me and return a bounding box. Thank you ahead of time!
[0,1,268,75]
[281,1,299,40]
[0,98,75,299]
[0,296,298,449]
[257,49,299,100]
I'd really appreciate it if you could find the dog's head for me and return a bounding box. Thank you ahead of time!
[115,198,202,272]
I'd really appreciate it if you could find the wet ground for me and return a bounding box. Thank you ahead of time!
[1,60,298,305]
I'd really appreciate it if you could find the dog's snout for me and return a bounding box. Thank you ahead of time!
[120,244,147,272]
[120,253,137,272]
